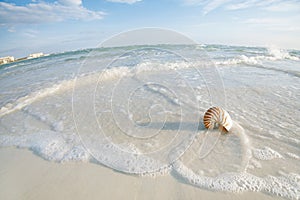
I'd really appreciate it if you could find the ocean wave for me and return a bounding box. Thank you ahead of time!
[0,60,193,118]
[0,80,73,117]
[215,47,299,66]
[1,51,299,120]
[80,60,194,84]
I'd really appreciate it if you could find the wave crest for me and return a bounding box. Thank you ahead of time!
[215,47,299,66]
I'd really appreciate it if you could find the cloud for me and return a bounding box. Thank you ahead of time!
[7,27,16,33]
[226,0,300,12]
[183,0,300,14]
[225,0,261,10]
[0,1,105,26]
[105,0,142,4]
[202,0,230,15]
[182,0,230,14]
[22,29,40,38]
[264,1,300,12]
[58,0,82,6]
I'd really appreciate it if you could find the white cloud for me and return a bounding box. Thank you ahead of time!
[7,27,16,33]
[202,0,230,15]
[0,1,105,25]
[58,0,82,6]
[182,0,230,14]
[23,29,39,38]
[264,1,300,12]
[225,0,261,10]
[225,0,300,11]
[183,0,300,14]
[105,0,142,4]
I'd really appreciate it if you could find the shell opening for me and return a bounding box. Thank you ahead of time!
[203,107,233,133]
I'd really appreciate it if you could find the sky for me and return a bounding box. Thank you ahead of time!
[0,0,300,57]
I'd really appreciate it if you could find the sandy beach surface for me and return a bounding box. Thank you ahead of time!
[0,148,281,200]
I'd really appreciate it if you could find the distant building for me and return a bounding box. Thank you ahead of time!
[27,53,44,59]
[0,56,15,65]
[0,52,48,65]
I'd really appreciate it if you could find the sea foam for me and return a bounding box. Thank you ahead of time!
[173,161,300,199]
[0,131,90,162]
[215,47,299,66]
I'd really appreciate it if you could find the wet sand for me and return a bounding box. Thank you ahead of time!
[0,148,281,200]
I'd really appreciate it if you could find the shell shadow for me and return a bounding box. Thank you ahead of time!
[137,121,206,132]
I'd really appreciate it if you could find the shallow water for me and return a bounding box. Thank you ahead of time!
[0,44,299,199]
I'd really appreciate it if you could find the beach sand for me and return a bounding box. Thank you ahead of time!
[0,148,281,200]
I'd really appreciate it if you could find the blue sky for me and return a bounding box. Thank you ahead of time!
[0,0,300,57]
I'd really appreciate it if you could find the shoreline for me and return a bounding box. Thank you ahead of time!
[0,147,281,200]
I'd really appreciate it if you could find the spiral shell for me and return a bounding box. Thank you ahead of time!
[203,107,233,132]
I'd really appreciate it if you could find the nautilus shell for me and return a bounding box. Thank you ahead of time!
[203,107,233,132]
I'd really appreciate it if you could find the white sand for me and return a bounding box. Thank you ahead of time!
[0,148,280,200]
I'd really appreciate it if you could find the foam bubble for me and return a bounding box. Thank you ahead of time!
[172,160,265,192]
[88,140,169,174]
[286,152,300,160]
[268,46,299,61]
[173,160,300,199]
[248,159,262,169]
[0,131,90,163]
[252,147,283,161]
[264,175,300,199]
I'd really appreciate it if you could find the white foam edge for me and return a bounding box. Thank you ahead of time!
[0,130,91,162]
[252,146,283,161]
[0,130,173,175]
[172,160,300,199]
[215,49,299,66]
